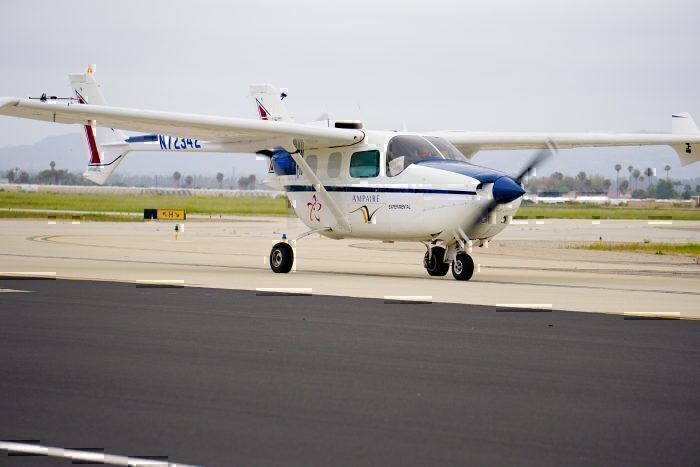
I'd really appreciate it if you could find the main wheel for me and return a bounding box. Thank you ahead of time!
[270,242,294,273]
[452,252,474,281]
[424,247,450,276]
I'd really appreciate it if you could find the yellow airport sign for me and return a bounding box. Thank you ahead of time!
[144,209,186,220]
[157,209,186,220]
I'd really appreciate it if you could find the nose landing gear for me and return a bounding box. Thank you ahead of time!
[451,251,474,281]
[424,244,474,281]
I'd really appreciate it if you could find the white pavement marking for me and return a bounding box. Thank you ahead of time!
[0,441,199,467]
[384,295,433,304]
[623,311,681,319]
[255,287,312,296]
[496,303,553,310]
[0,289,30,293]
[0,272,56,277]
[648,220,672,225]
[135,279,185,287]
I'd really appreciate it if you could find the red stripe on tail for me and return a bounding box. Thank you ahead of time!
[83,125,100,164]
[256,99,269,120]
[76,93,100,164]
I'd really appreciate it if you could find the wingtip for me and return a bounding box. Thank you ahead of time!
[0,97,20,109]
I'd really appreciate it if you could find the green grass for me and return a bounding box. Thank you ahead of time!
[573,242,700,257]
[516,205,700,221]
[0,192,290,216]
[0,210,142,222]
[1,191,699,220]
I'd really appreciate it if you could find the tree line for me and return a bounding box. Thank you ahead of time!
[2,162,261,190]
[531,164,698,199]
[171,171,257,190]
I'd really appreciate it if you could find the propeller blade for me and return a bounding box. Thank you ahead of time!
[465,141,558,235]
[514,140,558,184]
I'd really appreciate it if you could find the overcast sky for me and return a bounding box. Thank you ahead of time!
[1,0,699,177]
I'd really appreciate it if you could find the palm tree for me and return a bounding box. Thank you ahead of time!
[664,165,671,180]
[185,175,193,188]
[619,179,629,195]
[173,171,181,188]
[644,167,654,190]
[576,171,587,191]
[627,165,634,187]
[50,160,57,184]
[216,172,224,189]
[633,169,641,190]
[614,164,622,197]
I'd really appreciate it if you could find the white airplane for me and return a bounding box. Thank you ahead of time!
[1,68,699,280]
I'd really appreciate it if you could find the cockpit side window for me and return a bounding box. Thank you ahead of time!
[386,135,442,176]
[350,150,380,178]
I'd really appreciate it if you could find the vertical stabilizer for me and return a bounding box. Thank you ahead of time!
[249,84,292,122]
[69,67,129,184]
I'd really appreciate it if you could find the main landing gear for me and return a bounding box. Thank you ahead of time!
[270,242,294,273]
[424,245,474,281]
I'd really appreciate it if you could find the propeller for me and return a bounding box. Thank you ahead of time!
[465,141,558,234]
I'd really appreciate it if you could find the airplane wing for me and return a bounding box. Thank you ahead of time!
[430,113,700,166]
[0,97,365,152]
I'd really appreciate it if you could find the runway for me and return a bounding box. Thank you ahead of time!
[1,278,699,466]
[0,218,699,317]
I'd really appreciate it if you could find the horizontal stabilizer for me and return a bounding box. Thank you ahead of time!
[671,113,700,166]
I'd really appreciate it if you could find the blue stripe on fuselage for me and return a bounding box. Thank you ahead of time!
[284,185,476,195]
[124,134,159,144]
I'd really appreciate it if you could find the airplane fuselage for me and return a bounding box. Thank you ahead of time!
[276,130,521,243]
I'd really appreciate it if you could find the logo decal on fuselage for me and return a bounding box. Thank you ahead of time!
[307,194,322,222]
[349,205,382,224]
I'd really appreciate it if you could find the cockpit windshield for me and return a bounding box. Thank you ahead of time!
[386,135,469,176]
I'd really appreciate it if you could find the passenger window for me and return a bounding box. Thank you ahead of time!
[350,150,380,178]
[327,152,342,178]
[306,155,317,173]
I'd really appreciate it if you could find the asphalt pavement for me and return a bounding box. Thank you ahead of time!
[0,278,698,466]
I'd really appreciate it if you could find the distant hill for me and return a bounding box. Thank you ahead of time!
[0,133,270,179]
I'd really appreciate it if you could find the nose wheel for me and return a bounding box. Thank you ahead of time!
[451,252,474,281]
[270,242,294,273]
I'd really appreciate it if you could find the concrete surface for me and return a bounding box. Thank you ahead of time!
[0,218,699,317]
[1,279,698,466]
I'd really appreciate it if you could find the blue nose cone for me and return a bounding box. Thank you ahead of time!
[492,177,525,203]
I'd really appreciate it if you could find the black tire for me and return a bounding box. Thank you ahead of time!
[270,242,294,273]
[424,247,450,276]
[452,252,474,281]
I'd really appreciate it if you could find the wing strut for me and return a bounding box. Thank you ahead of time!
[291,139,351,234]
